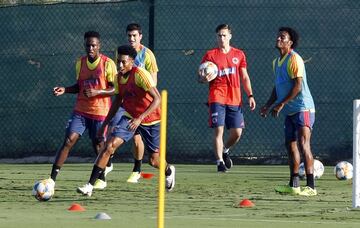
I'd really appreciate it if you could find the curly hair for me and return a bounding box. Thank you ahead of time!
[279,27,299,48]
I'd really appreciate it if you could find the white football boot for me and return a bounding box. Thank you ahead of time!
[104,163,113,177]
[165,165,175,192]
[77,183,93,196]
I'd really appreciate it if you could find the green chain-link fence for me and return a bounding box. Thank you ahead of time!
[0,0,359,164]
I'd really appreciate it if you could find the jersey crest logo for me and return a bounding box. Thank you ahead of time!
[232,57,239,65]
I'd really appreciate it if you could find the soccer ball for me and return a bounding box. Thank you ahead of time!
[198,61,218,82]
[334,161,353,180]
[298,159,324,179]
[32,179,55,201]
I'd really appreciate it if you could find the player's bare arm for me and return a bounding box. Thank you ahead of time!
[53,83,79,96]
[240,67,256,111]
[151,72,158,86]
[198,62,217,83]
[127,86,161,131]
[97,93,123,137]
[260,87,277,117]
[197,72,212,83]
[197,69,208,83]
[83,82,115,98]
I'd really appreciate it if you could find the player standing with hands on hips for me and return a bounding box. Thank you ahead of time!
[199,24,256,172]
[260,27,317,196]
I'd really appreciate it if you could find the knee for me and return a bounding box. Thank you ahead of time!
[102,142,116,158]
[148,159,158,168]
[293,156,301,166]
[285,141,297,151]
[234,131,242,140]
[133,135,143,147]
[230,129,242,140]
[64,136,77,148]
[298,140,311,153]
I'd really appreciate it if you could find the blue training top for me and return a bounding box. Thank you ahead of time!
[273,50,315,116]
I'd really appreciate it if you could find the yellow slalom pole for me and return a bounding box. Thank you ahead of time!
[158,90,168,228]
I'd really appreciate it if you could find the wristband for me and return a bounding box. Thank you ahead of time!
[248,94,254,98]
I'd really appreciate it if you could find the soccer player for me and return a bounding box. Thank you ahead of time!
[77,45,175,196]
[260,27,316,196]
[199,24,256,172]
[49,31,117,190]
[109,23,159,184]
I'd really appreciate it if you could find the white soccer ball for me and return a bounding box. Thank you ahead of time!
[299,159,324,179]
[198,61,218,82]
[32,179,55,201]
[334,161,353,180]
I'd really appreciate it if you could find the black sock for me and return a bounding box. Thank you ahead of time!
[98,172,106,181]
[50,164,61,181]
[133,159,142,173]
[165,165,172,176]
[306,174,315,189]
[291,173,300,188]
[89,165,105,185]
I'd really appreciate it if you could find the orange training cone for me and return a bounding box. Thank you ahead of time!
[239,199,255,208]
[141,172,155,179]
[68,203,85,211]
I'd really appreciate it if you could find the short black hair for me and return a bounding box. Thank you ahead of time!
[216,24,232,33]
[279,27,299,49]
[126,23,142,34]
[84,31,101,40]
[117,45,137,60]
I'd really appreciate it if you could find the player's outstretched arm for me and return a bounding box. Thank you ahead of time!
[53,83,79,96]
[53,87,65,96]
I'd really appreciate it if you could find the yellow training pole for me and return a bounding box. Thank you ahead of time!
[158,90,168,228]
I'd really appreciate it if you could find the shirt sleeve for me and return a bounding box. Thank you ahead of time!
[135,68,156,91]
[288,53,304,79]
[239,51,247,68]
[144,49,159,73]
[201,52,211,63]
[75,58,81,80]
[272,58,276,74]
[105,59,118,92]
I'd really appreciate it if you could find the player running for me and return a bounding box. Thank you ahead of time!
[77,45,175,196]
[109,23,159,184]
[49,31,117,190]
